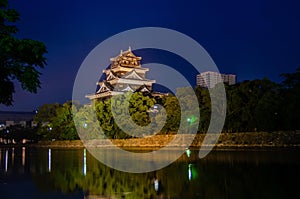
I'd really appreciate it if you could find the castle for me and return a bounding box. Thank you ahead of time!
[85,47,156,100]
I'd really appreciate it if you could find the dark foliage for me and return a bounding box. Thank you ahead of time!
[0,0,47,105]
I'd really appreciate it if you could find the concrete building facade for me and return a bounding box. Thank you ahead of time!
[197,71,236,88]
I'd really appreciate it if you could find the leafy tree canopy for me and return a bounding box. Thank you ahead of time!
[0,0,47,105]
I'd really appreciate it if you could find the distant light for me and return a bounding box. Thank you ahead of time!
[83,123,87,128]
[154,179,159,192]
[48,127,52,131]
[185,149,191,158]
[187,115,196,125]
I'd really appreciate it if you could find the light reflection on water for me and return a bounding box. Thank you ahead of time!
[83,148,86,176]
[48,148,51,172]
[22,147,25,166]
[5,149,8,172]
[0,147,299,199]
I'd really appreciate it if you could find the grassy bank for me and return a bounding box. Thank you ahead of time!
[32,131,300,149]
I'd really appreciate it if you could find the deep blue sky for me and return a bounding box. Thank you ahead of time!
[1,0,300,111]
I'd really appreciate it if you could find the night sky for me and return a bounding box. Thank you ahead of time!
[1,0,300,111]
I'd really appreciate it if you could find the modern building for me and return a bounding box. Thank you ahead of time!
[221,73,236,86]
[0,111,36,129]
[196,71,236,88]
[86,47,156,100]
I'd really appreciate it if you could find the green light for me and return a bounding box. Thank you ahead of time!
[190,115,196,124]
[187,115,197,126]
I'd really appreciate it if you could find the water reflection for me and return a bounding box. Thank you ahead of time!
[11,148,14,166]
[154,178,159,192]
[83,148,86,176]
[22,147,25,166]
[0,148,299,198]
[48,148,51,172]
[188,163,192,180]
[5,149,8,172]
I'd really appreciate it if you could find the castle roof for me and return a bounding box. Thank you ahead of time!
[96,81,114,93]
[86,48,160,100]
[110,47,141,68]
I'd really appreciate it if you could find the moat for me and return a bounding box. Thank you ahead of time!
[0,147,299,199]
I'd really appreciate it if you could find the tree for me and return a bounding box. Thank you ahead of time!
[34,102,79,140]
[34,103,60,139]
[161,95,181,133]
[194,86,211,133]
[0,0,47,105]
[280,67,300,130]
[95,92,157,138]
[52,101,78,140]
[73,103,104,140]
[222,78,282,132]
[253,78,281,131]
[95,99,119,138]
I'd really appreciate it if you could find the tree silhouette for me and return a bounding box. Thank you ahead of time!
[0,0,47,105]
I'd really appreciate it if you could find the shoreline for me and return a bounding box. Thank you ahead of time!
[29,142,300,150]
[1,131,298,150]
[1,142,300,150]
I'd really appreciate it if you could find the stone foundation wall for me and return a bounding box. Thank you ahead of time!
[35,131,300,148]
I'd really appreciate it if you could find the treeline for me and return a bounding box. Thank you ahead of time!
[33,102,79,140]
[223,68,300,132]
[0,103,79,142]
[30,68,300,140]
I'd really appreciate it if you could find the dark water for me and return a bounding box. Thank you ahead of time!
[0,147,299,199]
